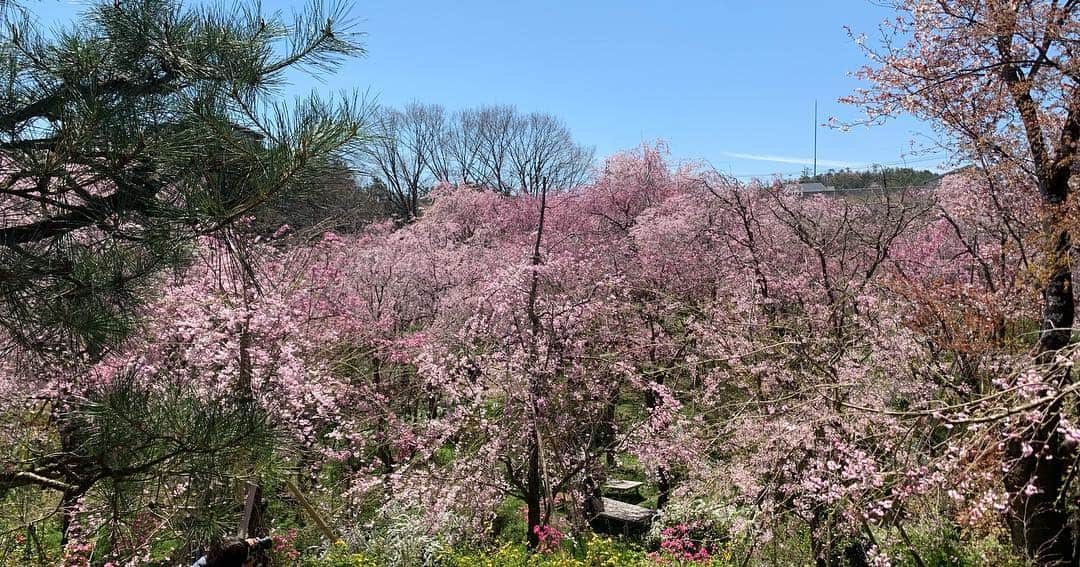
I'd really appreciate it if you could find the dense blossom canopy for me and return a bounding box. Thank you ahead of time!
[5,141,1065,565]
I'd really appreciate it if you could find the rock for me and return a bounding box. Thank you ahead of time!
[589,497,656,537]
[603,479,643,491]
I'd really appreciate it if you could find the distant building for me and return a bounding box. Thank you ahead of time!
[792,182,836,195]
[787,180,938,197]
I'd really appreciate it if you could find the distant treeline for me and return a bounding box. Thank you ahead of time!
[798,167,939,189]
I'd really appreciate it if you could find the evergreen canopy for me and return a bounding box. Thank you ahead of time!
[0,0,369,356]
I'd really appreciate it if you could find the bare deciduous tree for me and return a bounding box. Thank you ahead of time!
[509,111,594,196]
[442,108,485,186]
[363,103,594,219]
[361,102,445,220]
[473,105,520,193]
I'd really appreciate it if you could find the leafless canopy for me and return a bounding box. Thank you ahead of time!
[361,103,594,219]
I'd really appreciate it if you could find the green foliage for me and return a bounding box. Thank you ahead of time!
[441,537,662,567]
[0,370,283,562]
[81,373,277,534]
[492,497,528,544]
[876,523,1029,567]
[350,504,452,566]
[433,444,455,467]
[0,493,63,566]
[799,167,939,189]
[646,497,751,556]
[434,536,742,567]
[0,0,371,354]
[249,172,394,236]
[302,541,381,567]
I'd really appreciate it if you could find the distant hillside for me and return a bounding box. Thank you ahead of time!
[798,167,940,189]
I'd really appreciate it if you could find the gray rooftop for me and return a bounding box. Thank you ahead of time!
[794,182,835,194]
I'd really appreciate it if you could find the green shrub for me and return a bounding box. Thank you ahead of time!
[877,523,1029,567]
[302,540,381,567]
[491,497,528,544]
[438,535,736,567]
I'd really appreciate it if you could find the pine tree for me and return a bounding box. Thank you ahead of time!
[0,0,370,356]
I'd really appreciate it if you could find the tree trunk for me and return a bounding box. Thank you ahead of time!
[59,488,78,546]
[525,434,542,550]
[656,468,672,510]
[645,375,674,509]
[808,513,869,567]
[1003,210,1076,566]
[524,181,548,551]
[56,418,86,547]
[1004,406,1075,566]
[1037,226,1074,355]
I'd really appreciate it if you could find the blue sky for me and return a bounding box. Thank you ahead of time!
[32,0,945,179]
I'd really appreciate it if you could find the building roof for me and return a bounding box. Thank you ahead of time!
[793,182,835,194]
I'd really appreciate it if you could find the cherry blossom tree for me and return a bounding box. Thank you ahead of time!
[1,138,1056,566]
[846,1,1080,562]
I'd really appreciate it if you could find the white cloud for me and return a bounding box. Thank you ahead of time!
[720,151,866,170]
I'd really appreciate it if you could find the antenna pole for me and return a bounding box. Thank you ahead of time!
[813,100,818,179]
